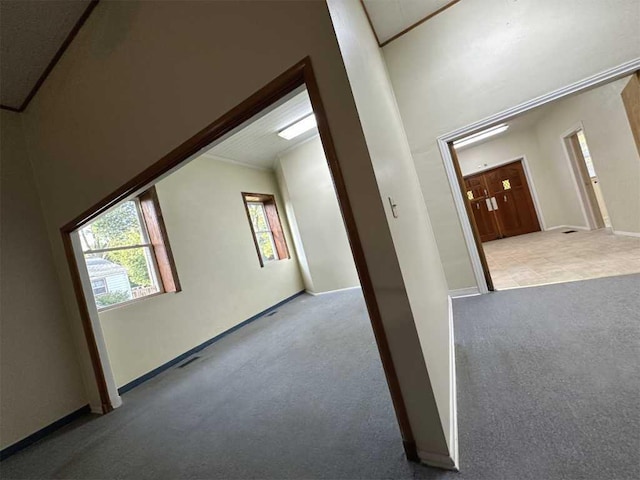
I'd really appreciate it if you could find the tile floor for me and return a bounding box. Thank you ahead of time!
[484,228,640,289]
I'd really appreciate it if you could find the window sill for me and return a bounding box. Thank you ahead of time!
[96,290,176,314]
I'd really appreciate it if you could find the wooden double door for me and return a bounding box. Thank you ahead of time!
[464,160,541,242]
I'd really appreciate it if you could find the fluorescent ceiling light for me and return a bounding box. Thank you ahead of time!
[278,114,316,140]
[453,124,509,149]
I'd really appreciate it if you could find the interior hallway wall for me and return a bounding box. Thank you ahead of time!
[18,0,448,451]
[383,0,640,289]
[275,136,360,294]
[99,158,303,387]
[327,0,455,467]
[0,111,87,449]
[533,77,640,234]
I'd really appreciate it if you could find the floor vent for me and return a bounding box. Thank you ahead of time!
[266,311,278,317]
[178,356,200,368]
[563,230,577,234]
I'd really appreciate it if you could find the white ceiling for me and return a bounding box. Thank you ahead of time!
[204,89,317,170]
[0,0,92,109]
[454,103,553,151]
[362,0,454,44]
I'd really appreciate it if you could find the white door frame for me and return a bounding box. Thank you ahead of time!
[437,58,640,294]
[560,122,599,230]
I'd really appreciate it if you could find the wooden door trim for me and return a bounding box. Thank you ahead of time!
[60,56,418,460]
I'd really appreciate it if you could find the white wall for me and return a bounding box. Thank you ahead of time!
[99,158,303,387]
[275,136,359,294]
[328,0,455,467]
[383,0,640,289]
[534,77,640,234]
[0,111,87,449]
[18,0,447,456]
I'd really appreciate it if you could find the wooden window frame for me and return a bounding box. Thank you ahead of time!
[79,186,180,310]
[241,192,289,267]
[138,186,181,293]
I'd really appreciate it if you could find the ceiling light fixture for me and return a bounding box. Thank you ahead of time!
[277,114,317,140]
[453,124,509,149]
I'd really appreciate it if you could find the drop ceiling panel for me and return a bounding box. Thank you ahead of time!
[0,0,91,109]
[363,0,453,44]
[205,90,316,170]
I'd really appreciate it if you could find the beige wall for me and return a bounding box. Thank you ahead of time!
[99,158,303,387]
[18,0,446,455]
[383,0,640,289]
[275,136,359,294]
[328,0,454,466]
[534,77,640,234]
[0,111,87,449]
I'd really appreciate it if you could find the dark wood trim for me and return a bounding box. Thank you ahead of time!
[241,192,291,266]
[358,0,382,47]
[139,186,181,293]
[59,56,417,461]
[378,0,461,48]
[448,143,495,291]
[303,60,418,460]
[0,104,22,113]
[61,233,113,413]
[0,1,100,113]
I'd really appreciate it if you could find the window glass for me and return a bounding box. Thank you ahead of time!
[247,202,278,263]
[81,201,161,309]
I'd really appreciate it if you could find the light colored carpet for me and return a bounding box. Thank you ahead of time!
[1,274,638,479]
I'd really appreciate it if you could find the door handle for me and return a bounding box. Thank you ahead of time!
[504,195,507,202]
[491,197,498,210]
[476,203,480,209]
[485,198,493,211]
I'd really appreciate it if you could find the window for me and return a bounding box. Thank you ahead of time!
[242,193,289,266]
[80,186,180,310]
[91,278,108,296]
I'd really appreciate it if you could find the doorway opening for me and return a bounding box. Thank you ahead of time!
[61,59,418,461]
[564,128,612,229]
[443,69,640,291]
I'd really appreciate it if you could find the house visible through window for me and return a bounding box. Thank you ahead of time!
[242,193,289,266]
[79,187,180,310]
[91,278,108,296]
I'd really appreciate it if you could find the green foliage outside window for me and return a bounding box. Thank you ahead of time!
[247,203,276,262]
[95,291,131,308]
[81,201,152,287]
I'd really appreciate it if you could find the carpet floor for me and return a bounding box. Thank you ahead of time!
[1,274,638,479]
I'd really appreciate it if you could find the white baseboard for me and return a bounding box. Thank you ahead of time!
[545,225,590,231]
[417,298,459,471]
[305,286,361,296]
[448,296,459,471]
[613,230,640,238]
[449,286,480,298]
